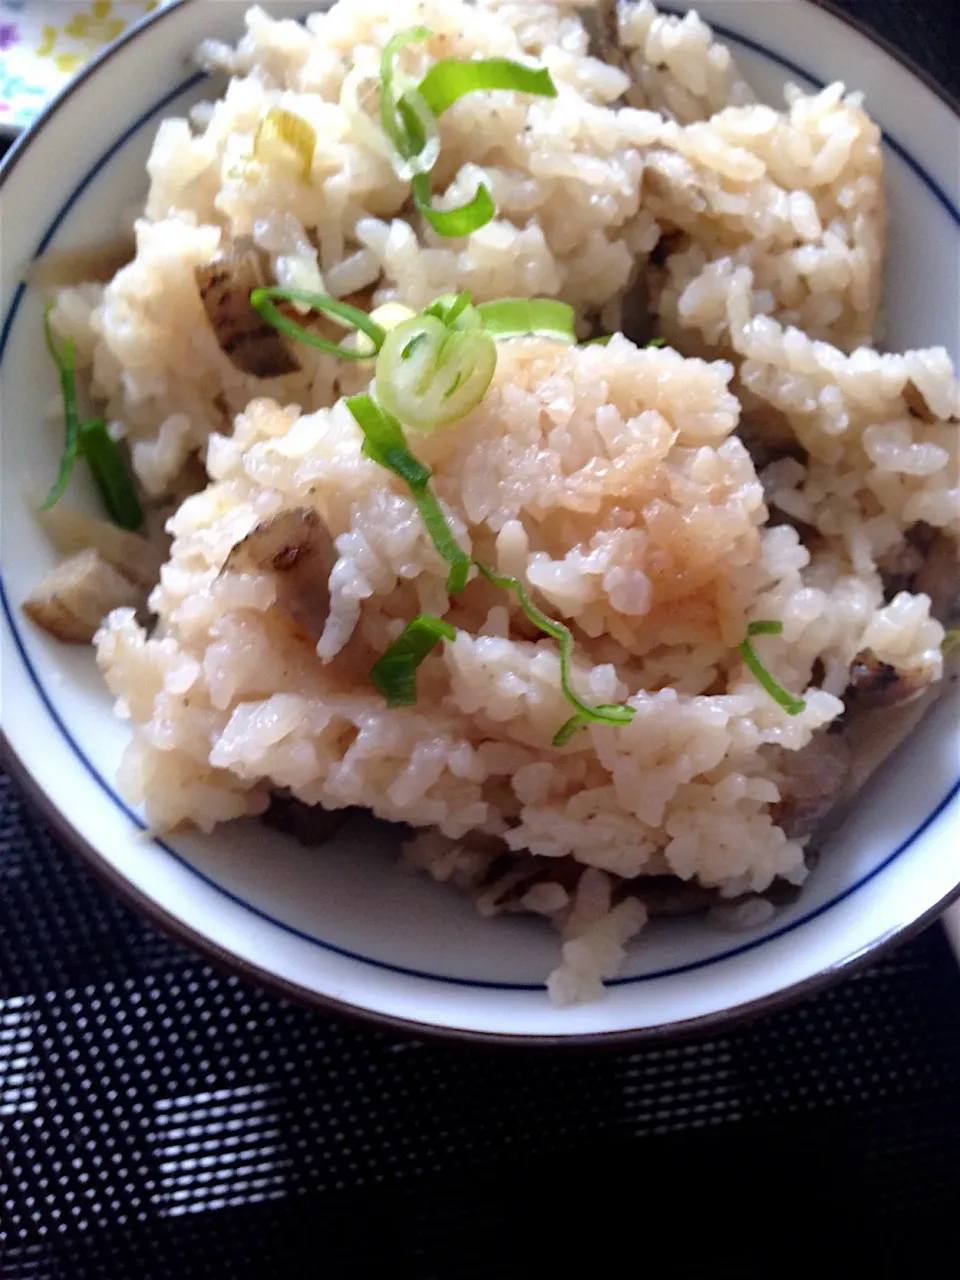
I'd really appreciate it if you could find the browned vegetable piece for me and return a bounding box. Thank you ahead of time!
[22,548,142,644]
[769,732,851,840]
[649,228,687,268]
[482,851,708,918]
[222,506,337,642]
[33,497,164,587]
[913,532,960,625]
[762,876,807,907]
[478,853,579,914]
[583,0,631,78]
[262,792,350,847]
[478,846,806,922]
[902,380,938,424]
[622,876,720,916]
[845,650,931,710]
[841,681,943,801]
[195,251,301,379]
[626,873,807,916]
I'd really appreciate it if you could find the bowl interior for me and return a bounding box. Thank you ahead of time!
[1,0,958,1039]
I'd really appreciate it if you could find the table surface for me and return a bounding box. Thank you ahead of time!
[2,2,960,1273]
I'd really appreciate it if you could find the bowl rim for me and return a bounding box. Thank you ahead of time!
[5,738,958,1050]
[1,0,958,1047]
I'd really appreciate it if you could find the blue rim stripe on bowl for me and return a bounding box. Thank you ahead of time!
[1,22,958,993]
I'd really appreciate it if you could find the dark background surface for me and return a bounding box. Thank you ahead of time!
[2,1,960,1273]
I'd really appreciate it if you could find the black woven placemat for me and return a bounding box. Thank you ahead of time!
[3,3,960,1273]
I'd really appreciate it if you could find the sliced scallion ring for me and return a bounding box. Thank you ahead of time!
[411,171,496,238]
[739,620,806,715]
[418,57,558,117]
[424,291,481,330]
[475,563,636,744]
[345,392,432,487]
[390,88,442,180]
[584,335,666,348]
[476,298,576,343]
[375,312,496,432]
[552,706,635,748]
[250,287,387,360]
[370,613,457,706]
[41,306,83,511]
[380,27,437,172]
[253,107,317,181]
[41,306,142,529]
[78,419,143,532]
[345,394,471,594]
[377,40,558,238]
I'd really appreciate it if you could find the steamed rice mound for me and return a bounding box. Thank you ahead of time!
[96,336,944,1003]
[55,0,957,1003]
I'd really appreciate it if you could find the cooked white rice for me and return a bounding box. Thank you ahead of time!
[44,0,958,1003]
[53,0,889,497]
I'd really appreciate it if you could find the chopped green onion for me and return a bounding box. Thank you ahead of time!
[476,298,576,343]
[739,620,806,715]
[418,57,558,117]
[253,107,317,181]
[475,563,636,743]
[41,306,83,511]
[379,42,556,238]
[552,714,589,748]
[553,707,633,748]
[395,94,427,154]
[402,333,428,360]
[345,394,471,593]
[585,334,665,348]
[380,27,432,135]
[379,27,441,178]
[437,291,475,328]
[411,171,496,238]
[942,628,960,657]
[250,287,387,360]
[423,291,482,330]
[345,392,431,486]
[375,312,496,433]
[347,383,635,729]
[411,490,472,594]
[390,88,442,179]
[370,613,457,706]
[441,291,474,328]
[409,56,556,236]
[78,420,143,531]
[42,306,142,529]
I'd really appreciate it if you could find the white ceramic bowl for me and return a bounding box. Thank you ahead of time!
[1,0,958,1043]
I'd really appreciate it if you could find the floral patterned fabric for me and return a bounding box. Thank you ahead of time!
[0,0,164,132]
